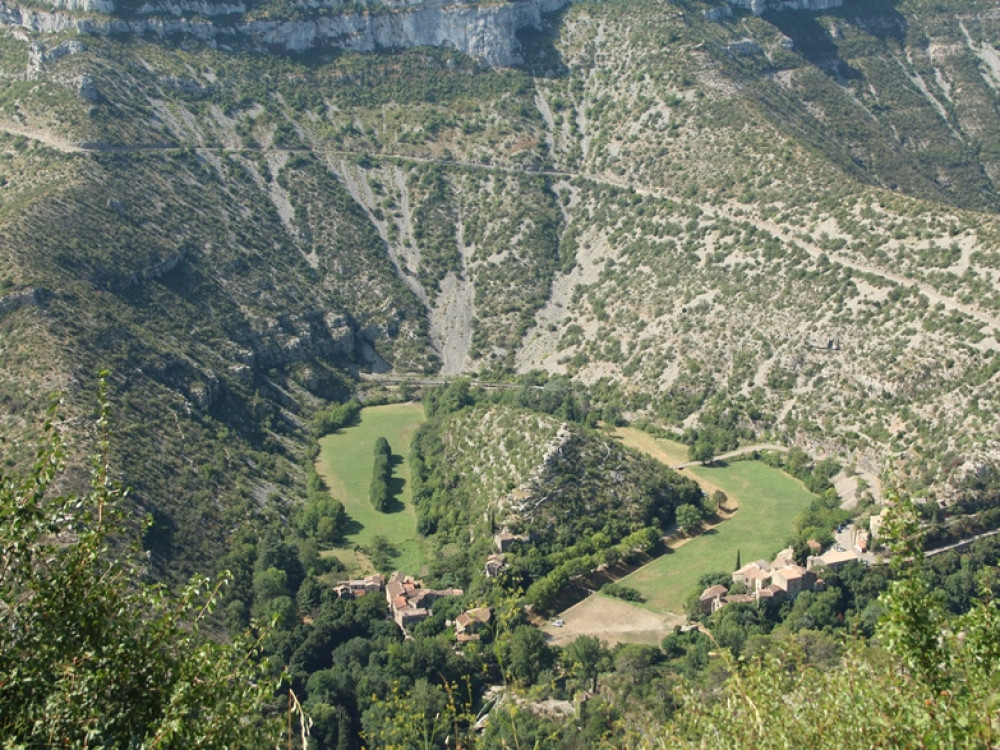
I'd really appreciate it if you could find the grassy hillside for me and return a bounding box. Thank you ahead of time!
[408,403,702,594]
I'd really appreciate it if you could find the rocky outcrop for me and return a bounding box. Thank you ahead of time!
[724,0,843,15]
[239,311,357,369]
[141,357,221,411]
[0,287,44,317]
[76,72,98,100]
[128,0,244,16]
[726,38,762,56]
[38,0,114,12]
[703,5,732,22]
[0,0,570,67]
[0,4,81,34]
[27,38,85,77]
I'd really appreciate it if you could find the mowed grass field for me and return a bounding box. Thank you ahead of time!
[617,460,817,615]
[315,402,427,575]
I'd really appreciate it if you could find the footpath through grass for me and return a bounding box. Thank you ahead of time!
[618,459,817,615]
[315,402,427,575]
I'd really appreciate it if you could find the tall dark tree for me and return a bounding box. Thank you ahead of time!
[676,504,703,535]
[369,437,392,511]
[562,635,610,692]
[501,625,555,687]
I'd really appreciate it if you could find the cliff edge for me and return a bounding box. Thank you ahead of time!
[0,0,570,66]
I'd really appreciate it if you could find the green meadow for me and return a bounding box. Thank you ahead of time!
[618,460,817,615]
[315,402,427,575]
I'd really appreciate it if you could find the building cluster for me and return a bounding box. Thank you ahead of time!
[869,508,889,539]
[454,607,492,643]
[331,573,385,600]
[482,530,528,578]
[810,547,861,570]
[493,532,530,553]
[484,553,507,578]
[331,570,494,643]
[385,571,463,629]
[700,534,876,616]
[699,547,824,615]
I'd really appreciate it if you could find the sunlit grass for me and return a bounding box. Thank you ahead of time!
[315,402,428,575]
[618,460,816,614]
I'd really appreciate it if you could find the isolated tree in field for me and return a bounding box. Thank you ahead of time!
[689,439,715,464]
[369,437,392,511]
[676,504,703,535]
[367,534,399,571]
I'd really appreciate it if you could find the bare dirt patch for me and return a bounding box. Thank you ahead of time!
[540,594,685,648]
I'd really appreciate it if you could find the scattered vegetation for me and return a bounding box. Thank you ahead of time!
[4,0,1000,746]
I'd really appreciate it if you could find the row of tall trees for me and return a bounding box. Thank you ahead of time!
[369,437,392,511]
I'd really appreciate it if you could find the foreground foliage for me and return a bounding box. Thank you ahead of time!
[0,387,282,747]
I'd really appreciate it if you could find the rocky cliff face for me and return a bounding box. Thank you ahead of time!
[724,0,843,14]
[0,0,569,66]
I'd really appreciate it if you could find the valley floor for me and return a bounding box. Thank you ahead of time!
[542,430,818,645]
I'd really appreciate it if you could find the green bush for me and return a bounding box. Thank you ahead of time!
[601,583,645,602]
[0,388,282,746]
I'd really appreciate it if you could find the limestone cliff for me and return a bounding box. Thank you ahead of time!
[0,0,569,66]
[725,0,843,14]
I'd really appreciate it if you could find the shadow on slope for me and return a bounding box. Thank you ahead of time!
[764,0,904,80]
[517,6,570,79]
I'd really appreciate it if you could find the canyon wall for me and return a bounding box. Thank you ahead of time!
[0,0,569,66]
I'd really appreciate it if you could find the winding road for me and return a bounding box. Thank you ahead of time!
[5,119,998,343]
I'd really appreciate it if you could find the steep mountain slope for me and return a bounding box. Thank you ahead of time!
[3,0,1000,571]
